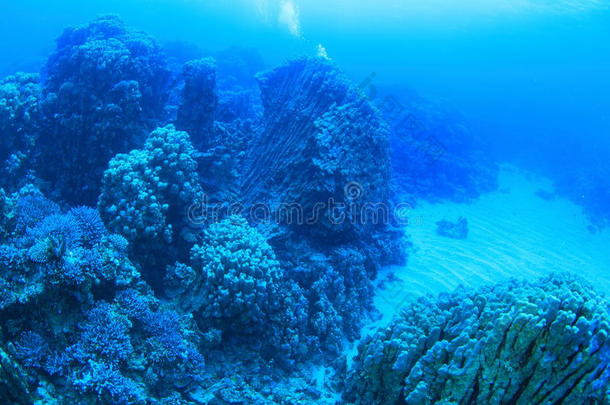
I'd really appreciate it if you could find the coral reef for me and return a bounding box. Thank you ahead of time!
[3,14,601,405]
[0,188,204,404]
[166,216,310,365]
[38,15,170,203]
[0,187,138,309]
[345,273,610,404]
[436,216,468,239]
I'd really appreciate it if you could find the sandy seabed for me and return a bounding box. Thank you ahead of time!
[372,165,610,329]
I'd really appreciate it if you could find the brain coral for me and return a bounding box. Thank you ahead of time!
[345,273,610,405]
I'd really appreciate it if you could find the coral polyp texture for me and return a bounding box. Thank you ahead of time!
[166,216,310,364]
[344,273,610,404]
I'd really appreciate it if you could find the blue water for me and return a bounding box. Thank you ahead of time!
[1,1,609,403]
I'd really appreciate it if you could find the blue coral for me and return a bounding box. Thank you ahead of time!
[240,57,405,354]
[13,331,48,369]
[72,302,134,364]
[69,206,108,247]
[167,216,310,364]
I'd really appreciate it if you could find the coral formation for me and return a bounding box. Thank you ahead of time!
[2,14,600,405]
[38,15,170,203]
[0,188,204,404]
[0,73,41,190]
[176,58,217,150]
[436,216,469,239]
[345,273,610,404]
[242,57,406,351]
[0,187,138,309]
[98,125,202,284]
[166,216,310,365]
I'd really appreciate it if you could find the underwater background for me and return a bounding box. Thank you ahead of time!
[0,1,609,404]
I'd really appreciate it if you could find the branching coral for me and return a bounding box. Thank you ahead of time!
[0,187,138,309]
[38,15,170,203]
[0,188,204,404]
[345,273,610,404]
[98,125,202,284]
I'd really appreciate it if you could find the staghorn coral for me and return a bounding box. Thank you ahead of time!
[345,273,610,404]
[0,188,204,404]
[98,125,202,285]
[18,294,205,404]
[0,187,138,309]
[38,15,170,203]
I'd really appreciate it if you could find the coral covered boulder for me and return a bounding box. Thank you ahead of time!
[38,15,170,203]
[98,125,202,284]
[176,57,218,149]
[345,273,610,404]
[243,57,393,243]
[0,73,41,190]
[237,57,406,354]
[166,216,310,363]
